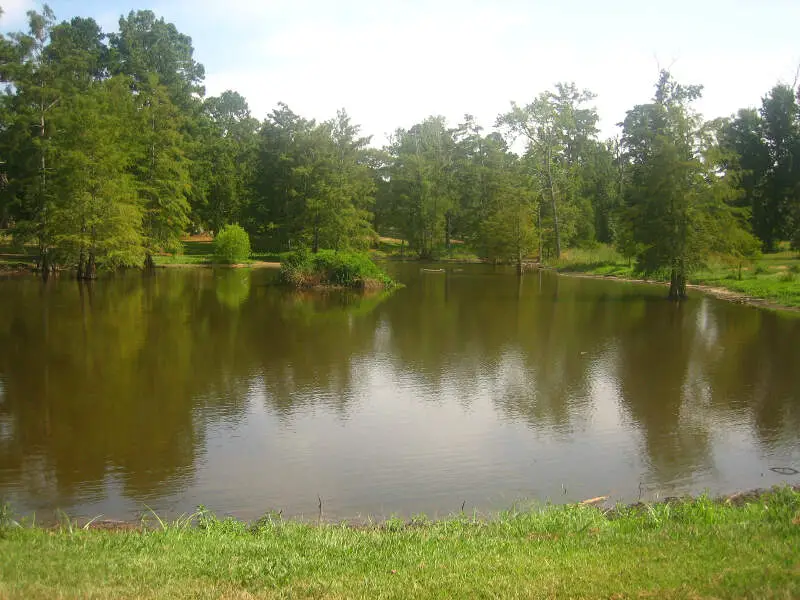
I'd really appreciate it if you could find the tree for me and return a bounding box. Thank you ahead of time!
[498,83,600,258]
[619,71,758,299]
[481,162,537,272]
[384,116,456,258]
[50,76,143,277]
[759,85,800,250]
[1,6,60,277]
[109,10,204,109]
[133,79,191,266]
[247,105,375,252]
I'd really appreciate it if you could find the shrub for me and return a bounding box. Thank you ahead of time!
[213,225,251,263]
[279,249,395,288]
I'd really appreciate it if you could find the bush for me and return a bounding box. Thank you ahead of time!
[213,225,251,263]
[279,249,395,289]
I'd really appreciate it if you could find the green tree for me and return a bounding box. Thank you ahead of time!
[759,85,800,250]
[50,76,143,277]
[248,105,375,253]
[1,6,60,277]
[619,71,758,299]
[384,116,456,258]
[481,162,537,271]
[134,79,192,266]
[498,83,600,258]
[109,10,204,109]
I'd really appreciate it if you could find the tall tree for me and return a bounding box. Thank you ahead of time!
[134,78,191,266]
[248,105,375,252]
[109,10,204,109]
[385,116,456,258]
[759,85,800,250]
[50,76,143,277]
[619,71,758,299]
[498,84,599,258]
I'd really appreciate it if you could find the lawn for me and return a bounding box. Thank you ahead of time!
[0,487,798,599]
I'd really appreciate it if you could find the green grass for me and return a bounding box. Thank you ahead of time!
[0,488,798,599]
[554,244,800,308]
[152,241,289,267]
[370,237,482,262]
[0,234,36,270]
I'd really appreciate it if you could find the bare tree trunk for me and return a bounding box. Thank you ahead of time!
[537,200,543,263]
[546,146,561,259]
[445,211,451,252]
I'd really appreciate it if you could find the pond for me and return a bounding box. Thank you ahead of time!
[0,264,798,522]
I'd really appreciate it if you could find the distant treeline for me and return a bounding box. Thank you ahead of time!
[0,6,798,296]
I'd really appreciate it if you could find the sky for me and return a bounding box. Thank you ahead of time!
[2,0,799,145]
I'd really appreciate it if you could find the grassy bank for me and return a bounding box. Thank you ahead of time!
[370,236,482,262]
[0,237,286,271]
[555,244,800,308]
[1,487,798,599]
[154,240,287,267]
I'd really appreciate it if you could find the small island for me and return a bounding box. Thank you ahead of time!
[278,249,397,289]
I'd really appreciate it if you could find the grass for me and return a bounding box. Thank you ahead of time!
[0,487,798,599]
[0,233,36,271]
[153,240,289,267]
[554,244,800,308]
[370,236,482,262]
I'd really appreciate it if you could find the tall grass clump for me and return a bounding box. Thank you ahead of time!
[213,224,251,263]
[279,249,396,289]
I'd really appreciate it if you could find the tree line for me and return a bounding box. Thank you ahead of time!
[0,6,798,297]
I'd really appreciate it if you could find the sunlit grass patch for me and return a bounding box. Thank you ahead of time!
[0,487,798,599]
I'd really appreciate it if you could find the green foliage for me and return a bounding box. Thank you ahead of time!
[0,5,795,284]
[279,249,395,289]
[618,70,759,299]
[213,224,251,263]
[247,105,375,254]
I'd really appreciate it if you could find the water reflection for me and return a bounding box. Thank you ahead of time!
[0,264,798,520]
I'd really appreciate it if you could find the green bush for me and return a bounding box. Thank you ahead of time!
[279,249,395,288]
[213,225,251,263]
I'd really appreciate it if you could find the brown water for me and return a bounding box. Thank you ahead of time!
[0,264,798,522]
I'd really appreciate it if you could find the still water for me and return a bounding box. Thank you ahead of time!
[0,264,798,521]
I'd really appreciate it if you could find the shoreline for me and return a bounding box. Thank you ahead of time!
[2,486,797,598]
[554,268,800,313]
[3,255,799,313]
[8,484,798,532]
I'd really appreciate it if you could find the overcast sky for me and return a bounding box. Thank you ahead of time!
[2,0,799,144]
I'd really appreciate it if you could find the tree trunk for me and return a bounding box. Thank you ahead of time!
[82,252,97,280]
[445,212,451,252]
[77,247,86,280]
[144,253,155,270]
[537,200,543,263]
[40,248,50,281]
[668,262,687,300]
[546,147,561,259]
